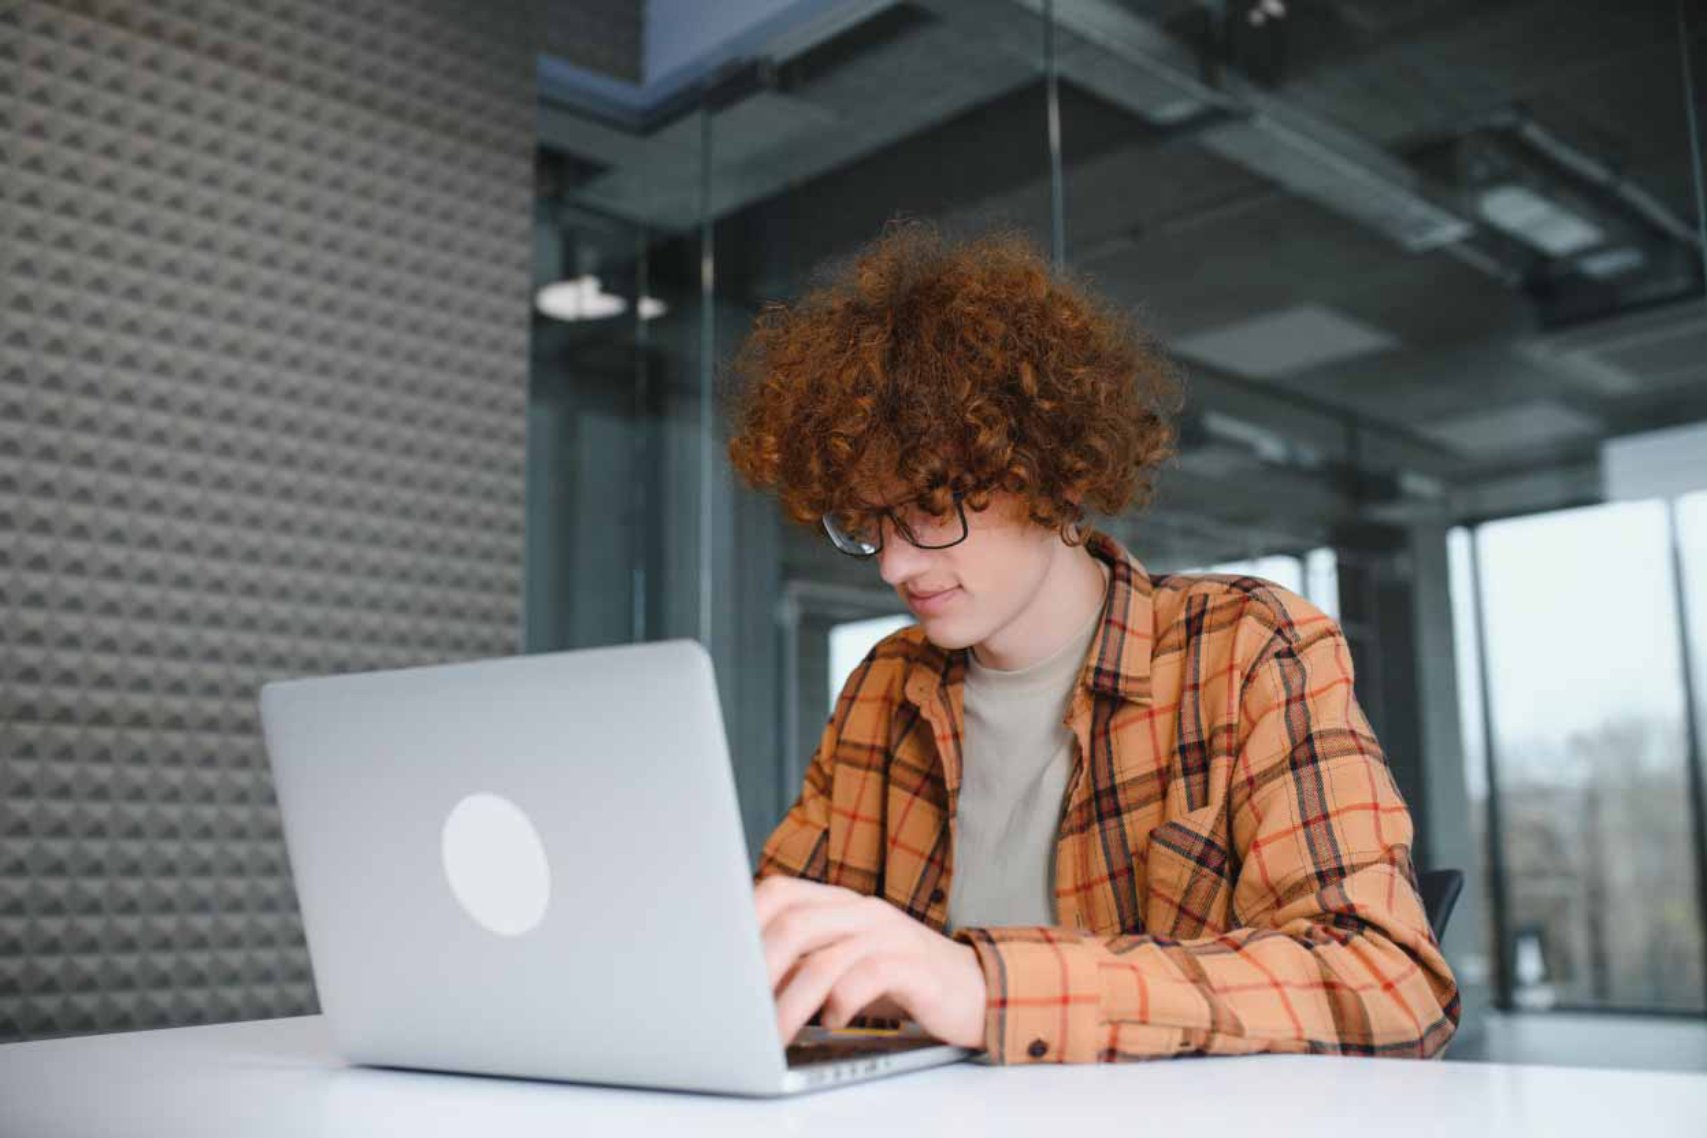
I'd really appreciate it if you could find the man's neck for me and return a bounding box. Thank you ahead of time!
[971,542,1109,672]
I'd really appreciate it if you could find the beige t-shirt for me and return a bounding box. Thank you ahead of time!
[946,570,1108,933]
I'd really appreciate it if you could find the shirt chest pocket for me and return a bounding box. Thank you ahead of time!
[1140,807,1237,939]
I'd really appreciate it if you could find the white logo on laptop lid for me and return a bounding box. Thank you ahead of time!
[440,792,552,936]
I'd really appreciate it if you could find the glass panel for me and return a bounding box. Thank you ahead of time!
[1190,554,1305,596]
[1446,526,1495,997]
[525,195,652,652]
[1447,529,1491,805]
[1303,547,1340,621]
[526,133,705,654]
[1475,501,1704,1011]
[1679,491,1707,936]
[1680,490,1707,761]
[828,615,916,712]
[1173,548,1337,615]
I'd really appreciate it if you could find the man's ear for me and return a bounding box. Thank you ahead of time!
[1060,494,1088,545]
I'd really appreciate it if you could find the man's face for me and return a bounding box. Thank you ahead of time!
[870,490,1059,651]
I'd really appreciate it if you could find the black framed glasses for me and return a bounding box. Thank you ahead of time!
[822,492,968,558]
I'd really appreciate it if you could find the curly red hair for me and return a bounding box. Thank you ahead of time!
[724,217,1184,543]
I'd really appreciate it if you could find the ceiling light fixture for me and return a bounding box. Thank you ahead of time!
[534,274,668,323]
[1477,184,1604,257]
[1575,246,1647,279]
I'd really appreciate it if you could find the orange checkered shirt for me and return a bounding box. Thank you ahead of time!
[755,528,1460,1063]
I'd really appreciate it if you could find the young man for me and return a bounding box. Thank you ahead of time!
[725,219,1459,1064]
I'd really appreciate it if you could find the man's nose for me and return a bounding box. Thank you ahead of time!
[876,526,930,586]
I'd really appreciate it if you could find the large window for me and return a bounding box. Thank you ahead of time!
[1451,497,1707,1013]
[1184,548,1340,621]
[828,614,915,710]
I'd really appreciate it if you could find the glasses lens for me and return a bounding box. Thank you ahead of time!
[822,514,879,557]
[893,499,967,549]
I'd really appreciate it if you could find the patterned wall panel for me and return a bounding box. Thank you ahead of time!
[0,0,536,1042]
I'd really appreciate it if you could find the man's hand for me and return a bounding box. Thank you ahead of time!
[754,875,987,1050]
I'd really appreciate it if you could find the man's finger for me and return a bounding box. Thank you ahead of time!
[821,955,915,1031]
[773,936,879,1044]
[762,896,892,989]
[753,874,858,929]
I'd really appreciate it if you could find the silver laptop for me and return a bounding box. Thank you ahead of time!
[258,639,974,1096]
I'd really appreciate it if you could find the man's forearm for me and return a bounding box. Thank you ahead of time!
[954,863,1459,1063]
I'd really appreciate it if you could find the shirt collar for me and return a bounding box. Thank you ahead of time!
[901,526,1154,709]
[1077,528,1155,705]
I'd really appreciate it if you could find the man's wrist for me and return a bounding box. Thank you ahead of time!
[947,933,993,1051]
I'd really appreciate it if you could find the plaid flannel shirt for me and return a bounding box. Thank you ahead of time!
[755,528,1460,1063]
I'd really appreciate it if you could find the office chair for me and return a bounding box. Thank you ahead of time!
[1419,868,1465,940]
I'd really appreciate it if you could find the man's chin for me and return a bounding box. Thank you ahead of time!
[915,616,981,652]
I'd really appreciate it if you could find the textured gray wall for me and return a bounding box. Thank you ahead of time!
[0,0,536,1042]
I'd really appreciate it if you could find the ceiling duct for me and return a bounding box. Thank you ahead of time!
[1522,298,1707,397]
[994,0,1472,252]
[1409,118,1704,322]
[760,0,913,67]
[1192,100,1472,253]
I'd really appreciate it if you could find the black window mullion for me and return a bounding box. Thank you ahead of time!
[1468,525,1516,1012]
[1664,497,1707,1012]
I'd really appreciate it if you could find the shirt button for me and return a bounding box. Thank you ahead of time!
[1027,1039,1049,1059]
[930,888,945,905]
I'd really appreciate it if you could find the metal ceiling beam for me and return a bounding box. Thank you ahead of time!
[1445,458,1602,524]
[1182,364,1461,480]
[945,0,1475,252]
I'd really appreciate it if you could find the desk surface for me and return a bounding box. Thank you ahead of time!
[4,1015,1707,1137]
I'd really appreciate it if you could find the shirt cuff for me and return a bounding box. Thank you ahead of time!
[953,926,1108,1064]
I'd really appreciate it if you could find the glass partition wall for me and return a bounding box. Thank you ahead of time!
[528,0,1707,1036]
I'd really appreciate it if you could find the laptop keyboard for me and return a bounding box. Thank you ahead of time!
[786,1031,943,1069]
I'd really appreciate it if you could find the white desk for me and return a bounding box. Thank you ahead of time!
[3,1015,1706,1137]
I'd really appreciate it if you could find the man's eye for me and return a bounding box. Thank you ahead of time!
[893,504,931,525]
[899,506,948,531]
